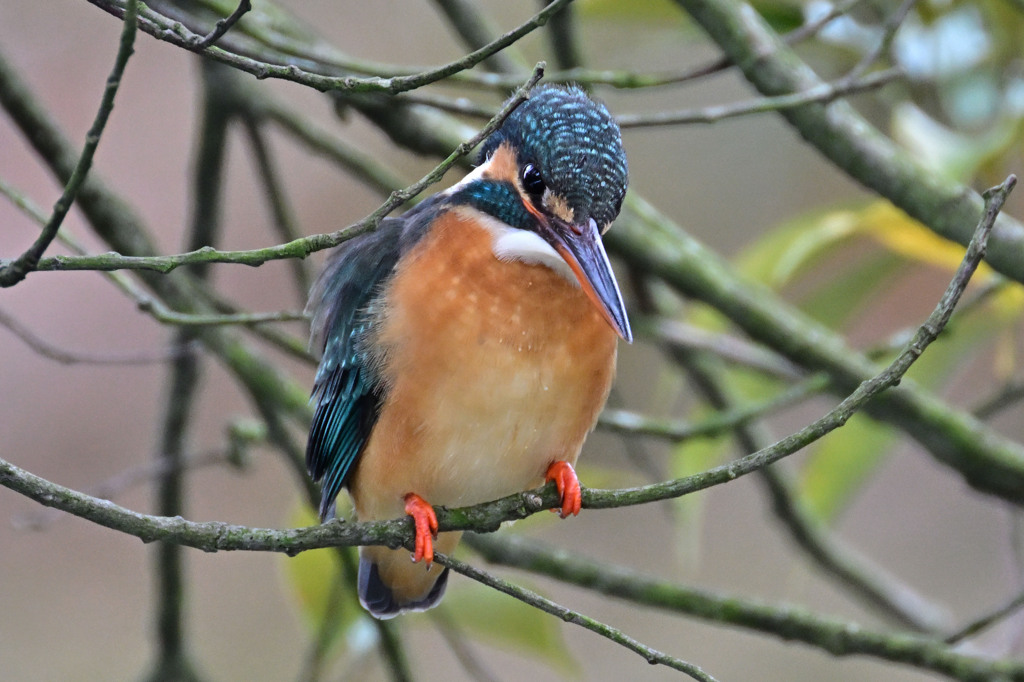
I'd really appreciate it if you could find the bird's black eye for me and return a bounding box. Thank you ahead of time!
[521,163,546,198]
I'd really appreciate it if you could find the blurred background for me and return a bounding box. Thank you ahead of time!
[2,1,1024,680]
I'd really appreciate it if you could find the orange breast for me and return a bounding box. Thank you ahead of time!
[349,208,618,521]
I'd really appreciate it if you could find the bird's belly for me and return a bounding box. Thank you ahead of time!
[419,353,596,506]
[355,323,615,517]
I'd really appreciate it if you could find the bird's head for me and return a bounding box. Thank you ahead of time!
[450,84,631,342]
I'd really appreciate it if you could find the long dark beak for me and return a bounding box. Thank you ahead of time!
[541,216,632,343]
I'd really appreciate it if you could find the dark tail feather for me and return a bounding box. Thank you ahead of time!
[358,557,450,620]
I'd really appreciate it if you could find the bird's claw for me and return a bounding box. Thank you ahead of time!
[404,493,438,566]
[546,460,582,518]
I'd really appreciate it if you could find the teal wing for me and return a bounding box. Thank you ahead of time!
[306,220,402,520]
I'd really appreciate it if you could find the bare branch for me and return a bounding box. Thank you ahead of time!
[192,0,251,50]
[434,551,721,681]
[0,0,138,287]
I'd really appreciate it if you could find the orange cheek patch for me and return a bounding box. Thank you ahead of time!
[543,192,574,224]
[482,142,521,184]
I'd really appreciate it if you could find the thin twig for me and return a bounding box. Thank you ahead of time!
[391,91,499,120]
[88,0,565,95]
[845,0,916,81]
[0,0,138,287]
[192,0,251,49]
[650,318,803,379]
[433,552,720,681]
[974,379,1024,420]
[944,588,1024,645]
[24,64,546,277]
[13,446,247,531]
[617,68,902,128]
[598,373,828,442]
[0,307,193,366]
[789,0,867,44]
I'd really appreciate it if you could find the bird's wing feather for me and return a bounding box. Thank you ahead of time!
[306,219,403,520]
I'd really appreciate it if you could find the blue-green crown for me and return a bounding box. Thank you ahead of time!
[478,84,628,229]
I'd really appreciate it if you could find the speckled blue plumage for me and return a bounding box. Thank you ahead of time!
[478,84,627,229]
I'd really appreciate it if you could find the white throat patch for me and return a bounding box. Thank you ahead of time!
[493,228,576,284]
[458,207,577,285]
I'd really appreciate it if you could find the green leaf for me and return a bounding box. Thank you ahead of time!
[439,581,579,675]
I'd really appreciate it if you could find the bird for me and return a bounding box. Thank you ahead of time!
[305,83,630,619]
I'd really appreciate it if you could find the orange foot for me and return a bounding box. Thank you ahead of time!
[546,460,582,518]
[404,493,438,565]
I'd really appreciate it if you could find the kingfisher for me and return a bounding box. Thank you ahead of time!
[306,84,631,619]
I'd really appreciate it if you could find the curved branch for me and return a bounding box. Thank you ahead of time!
[606,182,1024,505]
